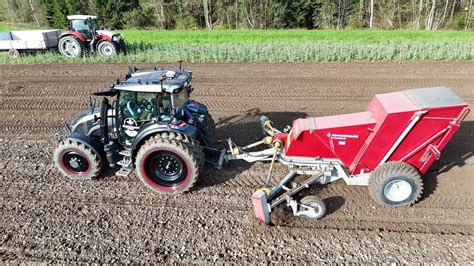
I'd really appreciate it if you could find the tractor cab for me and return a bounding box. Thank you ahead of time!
[67,15,100,41]
[112,68,198,145]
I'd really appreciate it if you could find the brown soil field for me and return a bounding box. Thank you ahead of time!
[1,62,473,263]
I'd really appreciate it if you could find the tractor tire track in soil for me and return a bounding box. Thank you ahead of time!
[1,62,473,263]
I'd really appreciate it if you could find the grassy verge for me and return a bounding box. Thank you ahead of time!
[0,25,472,63]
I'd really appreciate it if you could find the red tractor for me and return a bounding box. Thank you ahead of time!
[58,15,125,58]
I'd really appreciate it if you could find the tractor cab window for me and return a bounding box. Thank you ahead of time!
[160,93,171,116]
[89,19,100,31]
[118,91,158,143]
[174,89,189,108]
[71,19,92,40]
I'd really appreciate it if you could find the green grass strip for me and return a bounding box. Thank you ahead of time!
[117,29,474,44]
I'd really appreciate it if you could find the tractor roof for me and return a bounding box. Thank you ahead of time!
[67,15,97,20]
[113,69,192,93]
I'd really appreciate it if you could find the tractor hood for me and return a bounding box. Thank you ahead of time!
[69,108,100,135]
[69,108,115,136]
[96,30,118,38]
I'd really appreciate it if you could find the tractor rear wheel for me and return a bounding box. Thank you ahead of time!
[368,161,423,207]
[53,138,102,180]
[98,41,117,56]
[156,132,205,173]
[58,36,84,58]
[199,113,216,146]
[135,133,200,194]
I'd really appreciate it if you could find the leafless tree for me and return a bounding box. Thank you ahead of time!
[28,0,40,26]
[369,0,375,28]
[465,0,473,30]
[203,0,212,29]
[426,0,437,30]
[415,0,424,29]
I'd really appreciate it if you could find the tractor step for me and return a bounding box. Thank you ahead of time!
[116,167,133,177]
[117,149,132,167]
[116,149,133,176]
[117,158,132,167]
[119,150,131,156]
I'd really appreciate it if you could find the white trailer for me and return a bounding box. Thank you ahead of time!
[0,30,61,58]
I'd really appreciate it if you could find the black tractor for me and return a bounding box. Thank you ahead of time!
[54,66,218,193]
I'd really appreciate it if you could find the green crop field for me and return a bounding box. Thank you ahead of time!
[0,23,473,64]
[118,29,474,44]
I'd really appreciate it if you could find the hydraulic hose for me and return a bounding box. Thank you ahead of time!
[264,140,282,186]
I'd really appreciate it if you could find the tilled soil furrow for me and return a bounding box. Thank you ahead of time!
[0,97,370,111]
[1,191,471,237]
[1,146,473,209]
[1,62,473,263]
[1,172,472,225]
[1,84,474,99]
[1,173,473,211]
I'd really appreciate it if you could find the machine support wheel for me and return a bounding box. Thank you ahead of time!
[8,48,20,58]
[135,132,200,194]
[58,36,84,58]
[97,41,117,56]
[53,138,102,180]
[299,196,326,220]
[369,161,423,207]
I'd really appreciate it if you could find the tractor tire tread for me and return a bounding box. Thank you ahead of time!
[153,132,205,172]
[53,138,102,181]
[97,41,117,56]
[135,132,200,194]
[58,36,85,58]
[204,113,216,145]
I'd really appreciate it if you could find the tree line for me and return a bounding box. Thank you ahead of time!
[1,0,472,30]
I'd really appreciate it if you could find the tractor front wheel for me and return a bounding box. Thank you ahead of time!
[135,133,200,194]
[53,138,102,180]
[58,36,84,58]
[97,41,117,57]
[369,161,423,207]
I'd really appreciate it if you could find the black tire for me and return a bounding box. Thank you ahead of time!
[199,113,216,146]
[58,36,84,58]
[53,138,102,181]
[8,48,20,58]
[155,131,205,172]
[135,132,200,194]
[97,41,117,56]
[299,196,326,220]
[368,161,423,207]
